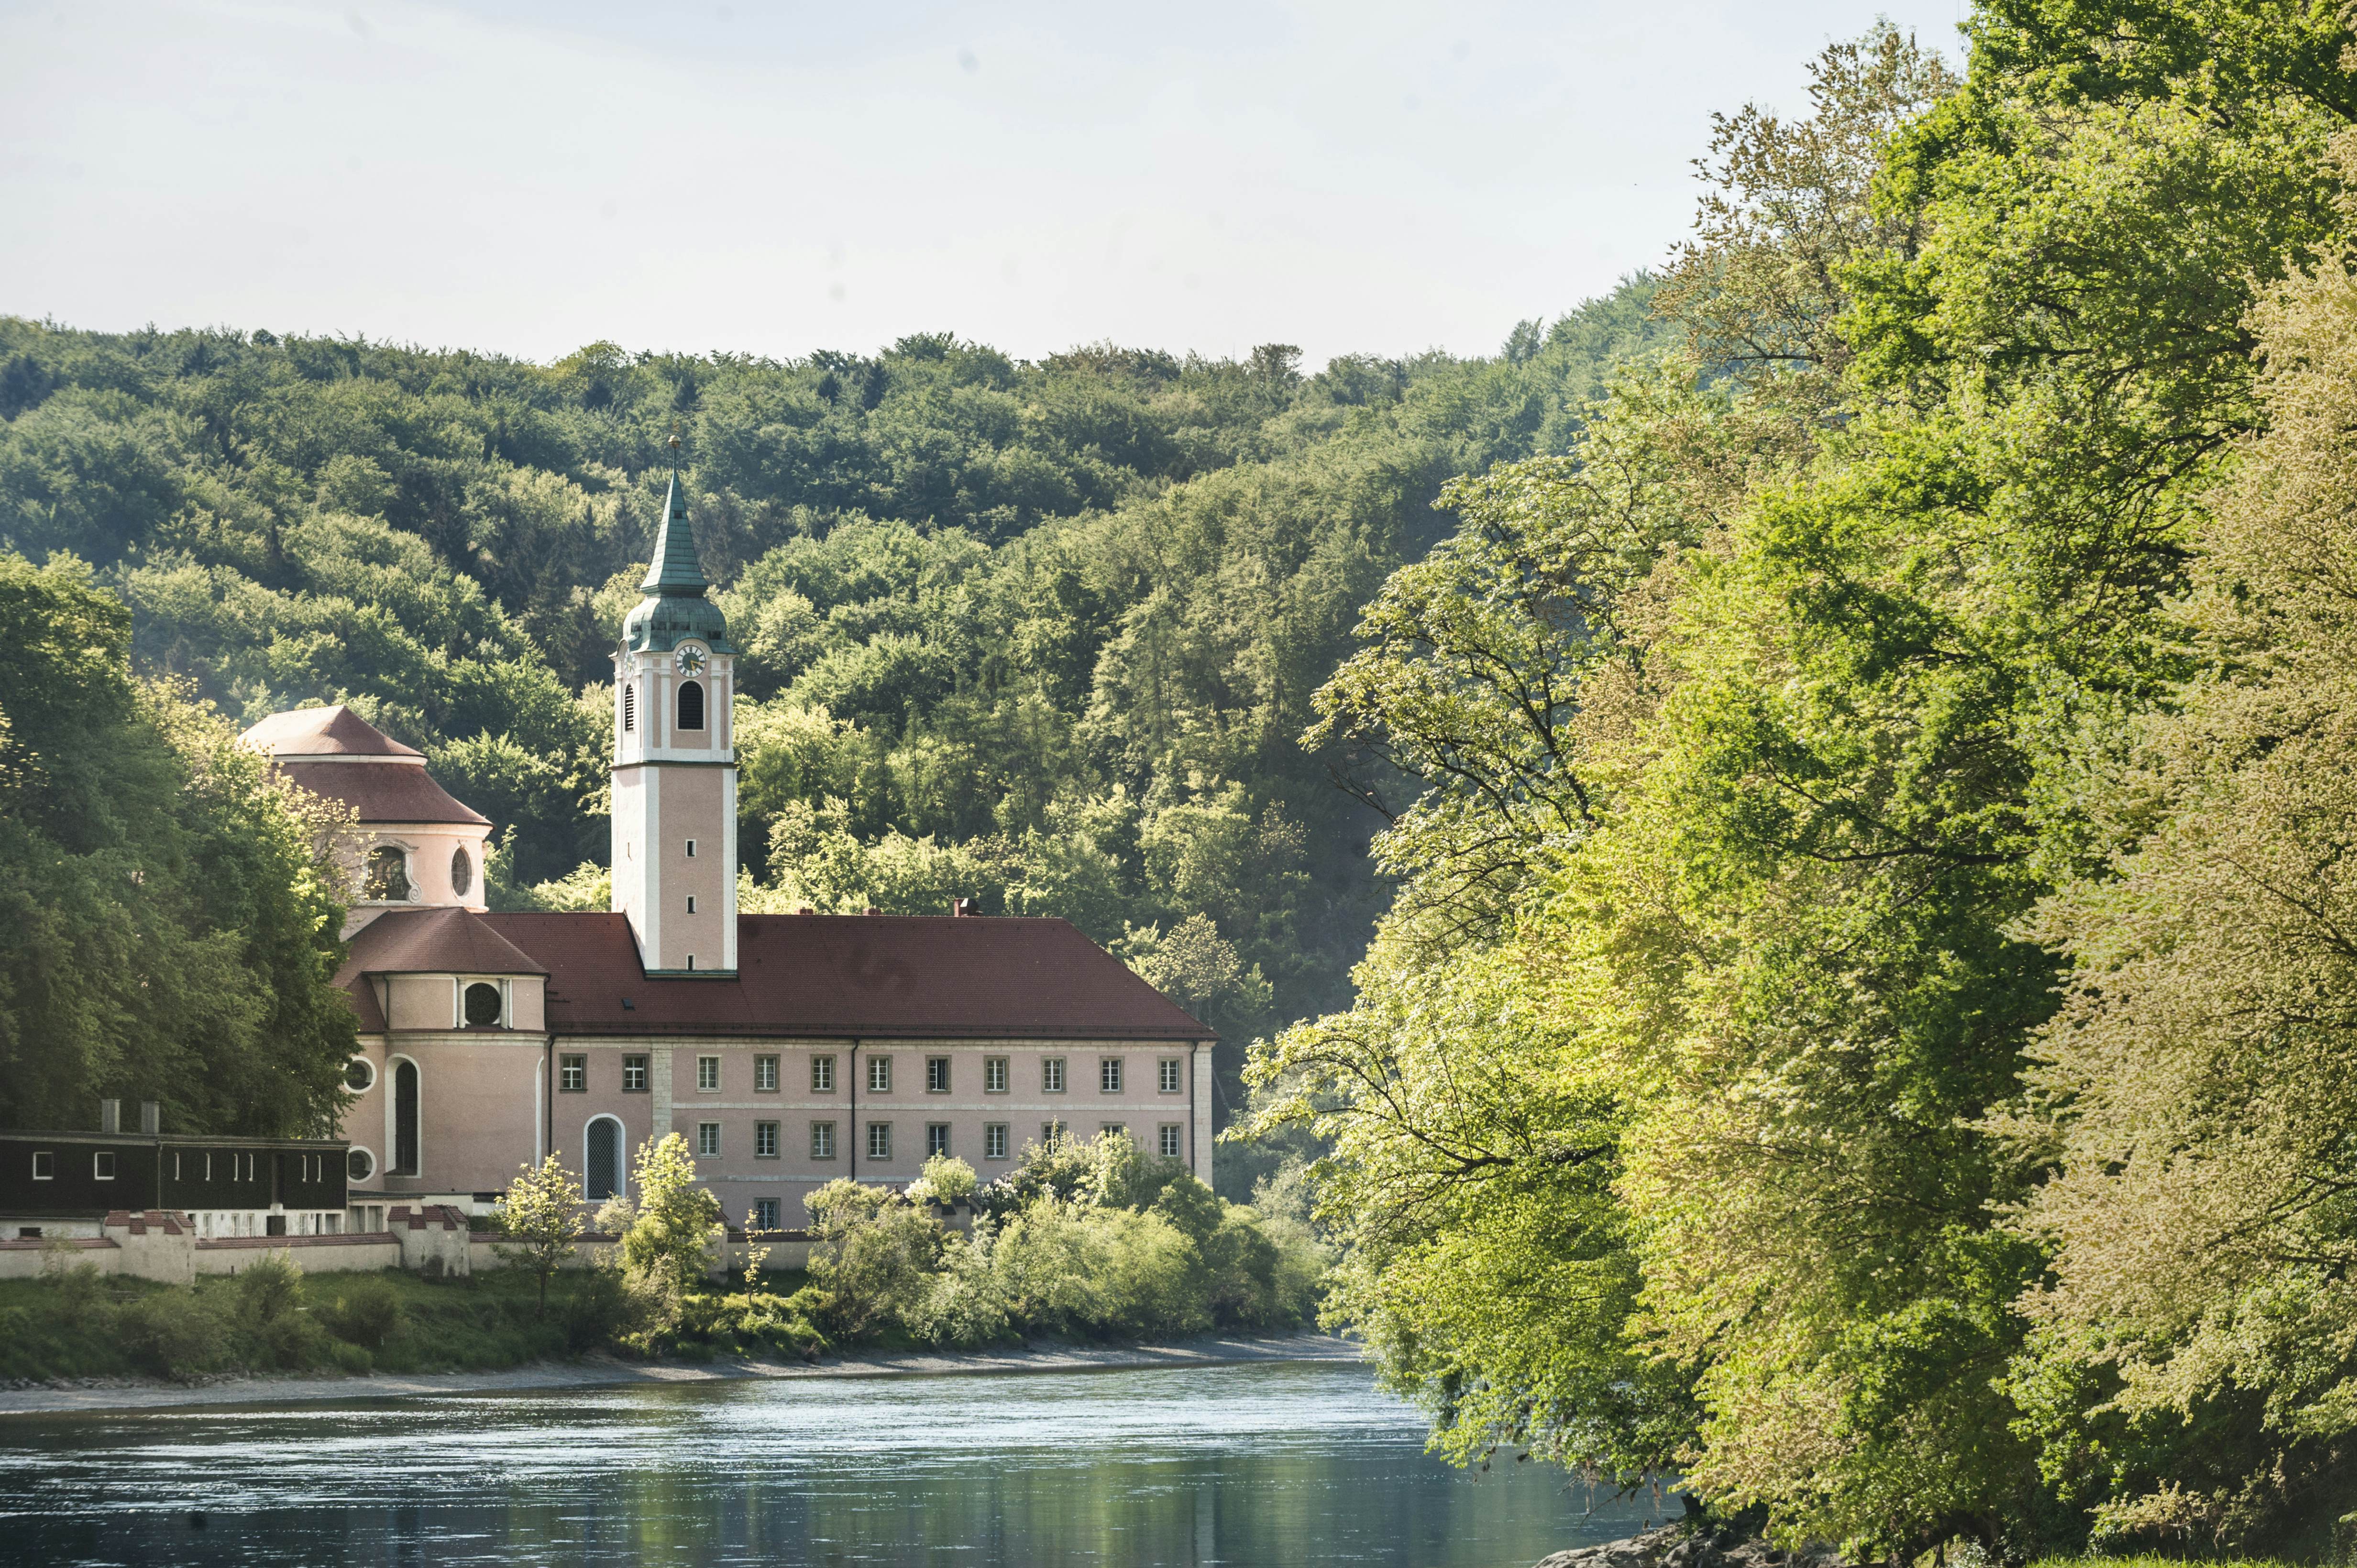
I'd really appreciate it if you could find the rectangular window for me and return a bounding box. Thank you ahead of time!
[94,1150,116,1181]
[754,1055,780,1093]
[984,1056,1009,1094]
[755,1121,780,1159]
[1042,1057,1066,1093]
[812,1054,836,1092]
[1160,1123,1184,1159]
[1100,1122,1125,1140]
[622,1055,649,1092]
[696,1122,721,1157]
[560,1054,586,1092]
[698,1055,721,1092]
[868,1055,892,1093]
[686,895,697,914]
[686,838,698,858]
[810,1121,837,1160]
[926,1123,950,1158]
[985,1123,1009,1161]
[867,1121,892,1162]
[1042,1120,1066,1145]
[926,1056,950,1093]
[31,1150,53,1180]
[1159,1058,1182,1094]
[751,1196,779,1230]
[1100,1057,1124,1093]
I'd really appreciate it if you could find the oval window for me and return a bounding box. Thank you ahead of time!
[344,1057,376,1094]
[347,1147,376,1183]
[463,982,503,1027]
[451,845,474,898]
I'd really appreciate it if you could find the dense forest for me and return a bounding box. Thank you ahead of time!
[0,280,1664,1140]
[21,0,2357,1555]
[1243,5,2357,1562]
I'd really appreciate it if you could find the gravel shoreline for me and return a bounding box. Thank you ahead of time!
[0,1332,1363,1418]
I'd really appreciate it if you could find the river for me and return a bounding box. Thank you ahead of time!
[0,1360,1667,1567]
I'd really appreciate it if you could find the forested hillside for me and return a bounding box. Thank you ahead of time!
[0,287,1666,1113]
[1243,9,2357,1562]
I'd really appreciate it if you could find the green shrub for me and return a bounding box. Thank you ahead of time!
[117,1290,228,1378]
[560,1265,630,1351]
[233,1252,324,1368]
[316,1274,403,1349]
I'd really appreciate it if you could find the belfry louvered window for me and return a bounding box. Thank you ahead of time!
[622,684,635,732]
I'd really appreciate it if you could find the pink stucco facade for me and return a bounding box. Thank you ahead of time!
[304,479,1212,1224]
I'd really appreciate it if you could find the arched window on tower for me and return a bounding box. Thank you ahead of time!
[677,680,705,731]
[622,684,635,733]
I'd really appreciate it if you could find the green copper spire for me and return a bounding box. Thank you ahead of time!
[620,467,733,654]
[639,471,709,594]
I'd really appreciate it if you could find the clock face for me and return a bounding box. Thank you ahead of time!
[675,643,707,677]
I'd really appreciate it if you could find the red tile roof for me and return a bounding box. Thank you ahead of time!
[279,759,492,827]
[335,909,1208,1040]
[338,906,548,985]
[240,704,423,758]
[487,911,1209,1040]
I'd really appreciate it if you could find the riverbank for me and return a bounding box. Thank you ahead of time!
[0,1330,1362,1416]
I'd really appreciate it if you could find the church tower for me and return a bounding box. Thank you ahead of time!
[612,471,737,974]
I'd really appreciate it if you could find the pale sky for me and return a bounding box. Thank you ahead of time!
[0,0,1967,368]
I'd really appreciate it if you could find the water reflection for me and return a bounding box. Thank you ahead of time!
[0,1362,1664,1567]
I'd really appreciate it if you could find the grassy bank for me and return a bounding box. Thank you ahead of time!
[0,1261,826,1384]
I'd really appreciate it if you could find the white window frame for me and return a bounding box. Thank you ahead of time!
[751,1197,780,1231]
[811,1120,837,1161]
[622,1055,649,1092]
[1159,1124,1183,1159]
[1099,1122,1125,1140]
[1100,1057,1123,1094]
[985,1056,1009,1094]
[1042,1057,1065,1093]
[94,1151,116,1181]
[455,976,509,1029]
[696,1121,722,1158]
[754,1055,780,1093]
[926,1056,950,1093]
[984,1123,1009,1161]
[560,1054,586,1093]
[31,1150,53,1181]
[755,1120,780,1159]
[812,1054,836,1093]
[1158,1058,1181,1094]
[868,1055,892,1093]
[697,1055,721,1092]
[866,1121,892,1162]
[926,1123,950,1158]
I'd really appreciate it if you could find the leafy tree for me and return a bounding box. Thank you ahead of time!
[494,1153,586,1315]
[616,1133,725,1308]
[0,557,354,1133]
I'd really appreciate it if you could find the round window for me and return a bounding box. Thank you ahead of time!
[347,1147,376,1183]
[344,1057,376,1094]
[463,982,503,1027]
[451,845,474,898]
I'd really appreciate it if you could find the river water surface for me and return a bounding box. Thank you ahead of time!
[0,1360,1664,1567]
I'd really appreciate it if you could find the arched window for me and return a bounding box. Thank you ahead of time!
[586,1117,622,1202]
[450,845,473,898]
[364,845,411,901]
[622,683,635,733]
[677,679,705,731]
[392,1061,419,1175]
